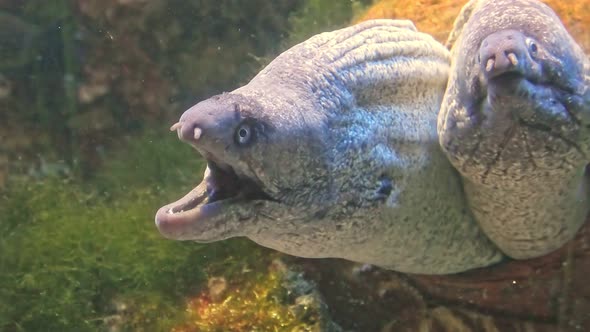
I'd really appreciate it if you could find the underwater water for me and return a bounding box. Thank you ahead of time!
[0,0,589,331]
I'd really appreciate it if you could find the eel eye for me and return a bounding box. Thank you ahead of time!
[526,38,538,55]
[235,122,253,145]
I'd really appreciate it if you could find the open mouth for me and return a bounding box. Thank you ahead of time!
[171,159,271,213]
[155,158,272,239]
[486,71,527,87]
[491,71,523,81]
[484,71,530,98]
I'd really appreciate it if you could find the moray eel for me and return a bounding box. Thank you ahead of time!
[156,20,504,274]
[438,0,590,259]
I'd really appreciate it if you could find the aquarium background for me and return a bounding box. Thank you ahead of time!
[1,0,589,331]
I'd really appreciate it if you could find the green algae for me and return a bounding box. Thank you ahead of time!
[0,129,277,331]
[0,131,205,331]
[0,129,329,331]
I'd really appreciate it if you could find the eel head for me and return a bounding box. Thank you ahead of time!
[155,92,337,246]
[440,0,590,183]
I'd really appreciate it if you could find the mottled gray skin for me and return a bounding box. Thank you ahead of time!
[156,20,504,274]
[438,0,590,259]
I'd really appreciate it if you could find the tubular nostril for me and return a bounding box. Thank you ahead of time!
[485,57,495,72]
[193,127,202,140]
[169,122,185,141]
[177,122,202,143]
[506,52,518,66]
[170,122,181,132]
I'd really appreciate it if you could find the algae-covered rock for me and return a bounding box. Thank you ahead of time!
[173,259,342,332]
[358,0,590,52]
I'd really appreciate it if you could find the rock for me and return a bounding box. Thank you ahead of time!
[358,0,590,52]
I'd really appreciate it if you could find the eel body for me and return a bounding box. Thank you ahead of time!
[157,20,504,274]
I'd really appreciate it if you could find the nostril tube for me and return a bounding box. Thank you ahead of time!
[193,127,202,140]
[175,122,202,143]
[506,52,518,66]
[170,122,182,132]
[485,58,495,72]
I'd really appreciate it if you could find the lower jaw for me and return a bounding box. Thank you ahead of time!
[154,181,261,241]
[155,181,208,239]
[155,199,229,241]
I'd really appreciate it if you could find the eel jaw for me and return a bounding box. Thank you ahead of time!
[155,159,273,241]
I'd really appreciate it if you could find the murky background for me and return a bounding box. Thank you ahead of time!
[0,1,588,331]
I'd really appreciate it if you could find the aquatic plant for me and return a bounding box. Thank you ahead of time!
[0,129,338,331]
[0,130,279,331]
[0,131,204,331]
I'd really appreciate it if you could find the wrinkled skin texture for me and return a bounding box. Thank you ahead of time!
[156,1,590,276]
[156,20,504,274]
[438,0,590,259]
